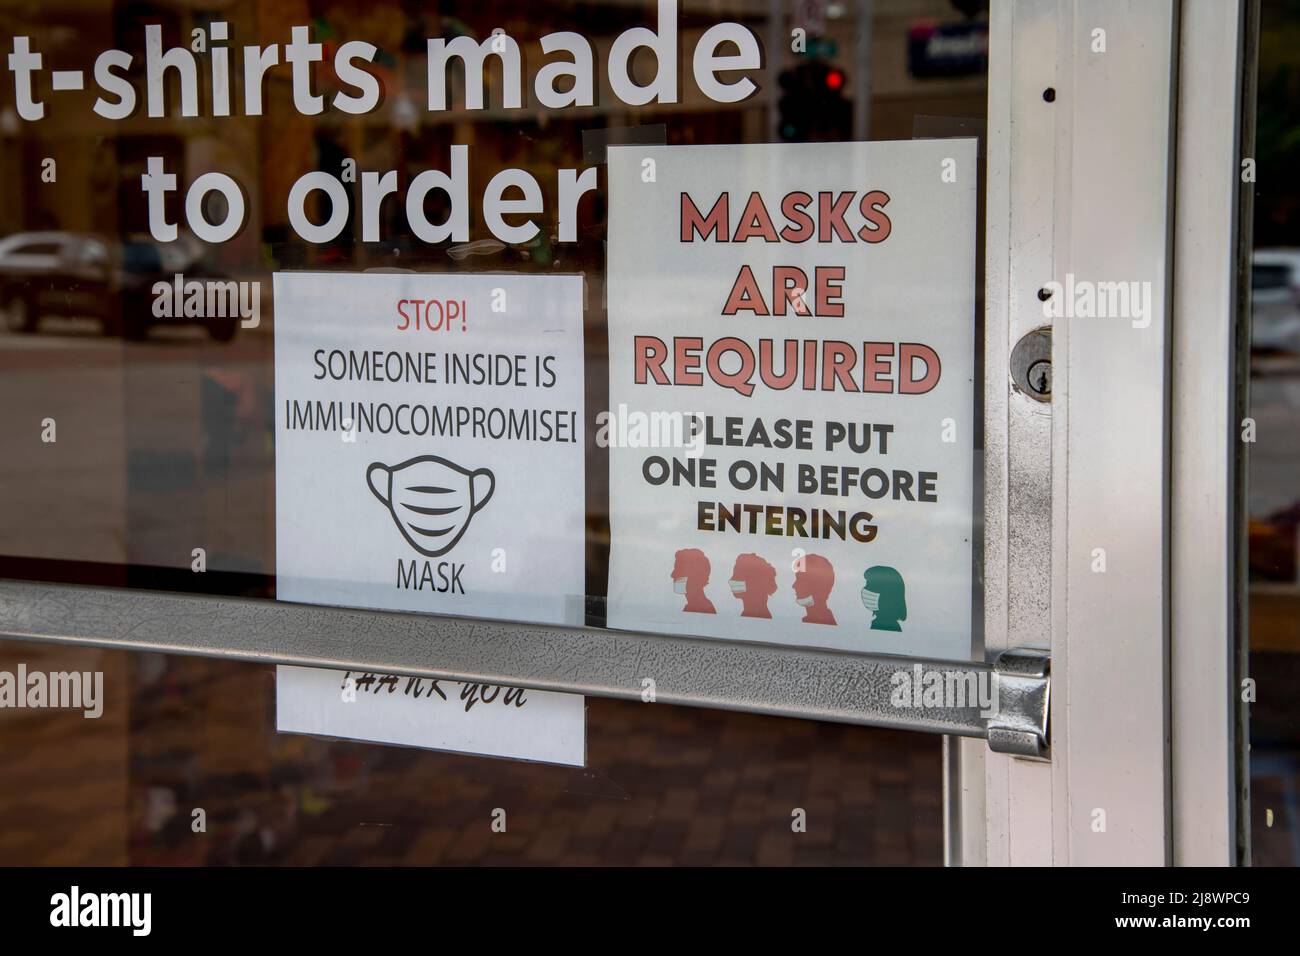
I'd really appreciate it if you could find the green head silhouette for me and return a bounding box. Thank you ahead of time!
[861,566,907,632]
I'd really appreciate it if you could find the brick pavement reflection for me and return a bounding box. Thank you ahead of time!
[0,642,942,866]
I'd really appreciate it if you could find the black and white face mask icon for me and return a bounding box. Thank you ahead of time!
[366,455,495,558]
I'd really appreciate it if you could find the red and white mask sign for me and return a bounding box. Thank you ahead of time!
[604,140,977,659]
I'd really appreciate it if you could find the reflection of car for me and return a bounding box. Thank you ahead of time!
[1252,249,1300,355]
[0,231,236,341]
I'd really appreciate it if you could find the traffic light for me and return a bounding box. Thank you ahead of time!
[777,60,852,142]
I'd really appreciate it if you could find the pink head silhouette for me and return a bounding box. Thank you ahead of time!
[729,553,777,619]
[672,548,715,614]
[792,553,836,625]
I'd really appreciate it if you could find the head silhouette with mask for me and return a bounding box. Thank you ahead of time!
[729,553,777,619]
[792,553,836,625]
[861,565,907,632]
[671,548,716,614]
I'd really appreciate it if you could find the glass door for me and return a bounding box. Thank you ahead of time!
[0,0,999,867]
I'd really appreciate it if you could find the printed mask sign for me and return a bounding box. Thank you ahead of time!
[276,665,586,767]
[274,272,585,626]
[605,140,976,659]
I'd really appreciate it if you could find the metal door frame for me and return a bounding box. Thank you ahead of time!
[949,0,1252,867]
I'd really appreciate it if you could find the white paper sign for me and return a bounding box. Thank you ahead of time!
[605,140,976,660]
[274,271,585,626]
[276,665,586,767]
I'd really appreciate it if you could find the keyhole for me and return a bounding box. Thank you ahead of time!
[1011,328,1052,403]
[1028,360,1052,396]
